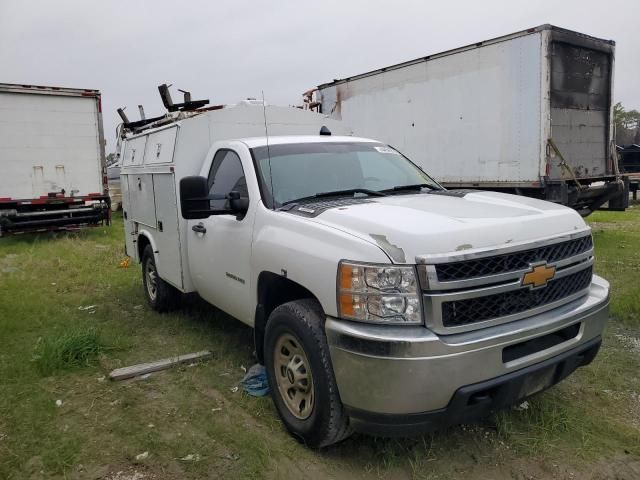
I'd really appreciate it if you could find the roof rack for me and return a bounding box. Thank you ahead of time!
[118,84,217,136]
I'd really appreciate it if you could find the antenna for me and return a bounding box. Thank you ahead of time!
[261,91,275,210]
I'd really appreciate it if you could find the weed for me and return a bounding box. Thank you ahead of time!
[32,327,106,376]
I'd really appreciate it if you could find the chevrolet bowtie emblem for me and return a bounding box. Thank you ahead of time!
[521,263,556,289]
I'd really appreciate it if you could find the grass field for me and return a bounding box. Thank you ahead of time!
[1,208,639,479]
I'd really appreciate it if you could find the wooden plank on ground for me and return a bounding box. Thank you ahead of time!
[109,350,213,381]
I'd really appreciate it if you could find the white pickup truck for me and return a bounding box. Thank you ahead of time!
[120,101,609,447]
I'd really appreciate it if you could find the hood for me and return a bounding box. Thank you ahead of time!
[301,191,588,264]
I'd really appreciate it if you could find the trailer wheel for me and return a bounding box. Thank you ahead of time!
[264,299,352,448]
[141,245,180,312]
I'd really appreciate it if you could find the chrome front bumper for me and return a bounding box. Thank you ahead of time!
[325,275,609,423]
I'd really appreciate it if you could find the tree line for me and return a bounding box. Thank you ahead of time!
[614,102,640,145]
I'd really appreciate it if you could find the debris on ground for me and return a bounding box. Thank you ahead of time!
[135,451,149,461]
[78,305,97,313]
[240,364,269,397]
[119,257,131,268]
[513,400,530,411]
[221,453,240,461]
[180,453,201,462]
[211,407,222,413]
[55,399,63,407]
[230,386,239,393]
[109,350,213,381]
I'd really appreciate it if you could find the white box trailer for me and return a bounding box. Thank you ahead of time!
[310,25,626,215]
[0,83,110,235]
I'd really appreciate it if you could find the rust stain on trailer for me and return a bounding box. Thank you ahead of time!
[333,84,350,118]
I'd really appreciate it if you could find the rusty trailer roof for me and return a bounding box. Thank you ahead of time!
[0,83,100,97]
[317,24,615,89]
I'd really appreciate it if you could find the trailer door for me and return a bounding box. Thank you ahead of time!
[0,92,102,198]
[549,41,612,179]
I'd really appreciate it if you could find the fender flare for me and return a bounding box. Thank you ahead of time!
[135,229,159,263]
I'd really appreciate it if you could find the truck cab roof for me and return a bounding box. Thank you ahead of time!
[238,135,375,149]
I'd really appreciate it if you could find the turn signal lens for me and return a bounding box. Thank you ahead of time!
[337,261,422,324]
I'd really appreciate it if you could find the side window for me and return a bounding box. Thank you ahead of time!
[207,150,248,210]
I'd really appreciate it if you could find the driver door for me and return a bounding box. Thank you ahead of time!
[187,148,254,324]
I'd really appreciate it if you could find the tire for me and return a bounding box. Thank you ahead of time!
[141,245,180,312]
[264,299,352,448]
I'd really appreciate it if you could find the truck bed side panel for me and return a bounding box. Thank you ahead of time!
[319,33,543,184]
[0,92,103,198]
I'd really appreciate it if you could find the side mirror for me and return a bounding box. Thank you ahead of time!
[228,190,249,215]
[179,178,250,220]
[180,176,210,219]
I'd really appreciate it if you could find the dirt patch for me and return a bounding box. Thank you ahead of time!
[408,454,640,480]
[614,333,640,354]
[267,455,358,480]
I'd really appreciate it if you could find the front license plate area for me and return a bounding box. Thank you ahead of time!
[519,365,557,398]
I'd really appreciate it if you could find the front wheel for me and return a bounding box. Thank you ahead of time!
[264,299,351,448]
[141,245,180,312]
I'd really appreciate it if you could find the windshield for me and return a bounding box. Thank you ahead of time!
[252,142,440,208]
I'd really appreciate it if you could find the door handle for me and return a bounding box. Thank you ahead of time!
[192,223,207,234]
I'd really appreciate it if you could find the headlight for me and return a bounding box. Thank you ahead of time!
[337,261,422,324]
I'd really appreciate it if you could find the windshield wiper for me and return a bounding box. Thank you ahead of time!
[314,188,387,198]
[281,188,387,207]
[381,183,439,193]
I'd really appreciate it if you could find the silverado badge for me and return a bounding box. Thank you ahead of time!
[521,263,556,289]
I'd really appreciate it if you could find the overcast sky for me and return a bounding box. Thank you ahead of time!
[1,0,638,152]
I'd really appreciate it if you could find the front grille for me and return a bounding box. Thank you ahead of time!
[441,266,592,327]
[435,235,592,282]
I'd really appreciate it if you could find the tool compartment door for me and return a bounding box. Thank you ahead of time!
[120,174,136,258]
[122,136,147,167]
[144,127,178,165]
[152,172,183,289]
[127,173,157,228]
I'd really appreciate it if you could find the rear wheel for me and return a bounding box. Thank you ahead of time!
[141,245,180,312]
[265,299,352,448]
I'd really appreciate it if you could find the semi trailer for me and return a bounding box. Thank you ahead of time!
[307,25,627,215]
[0,83,110,236]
